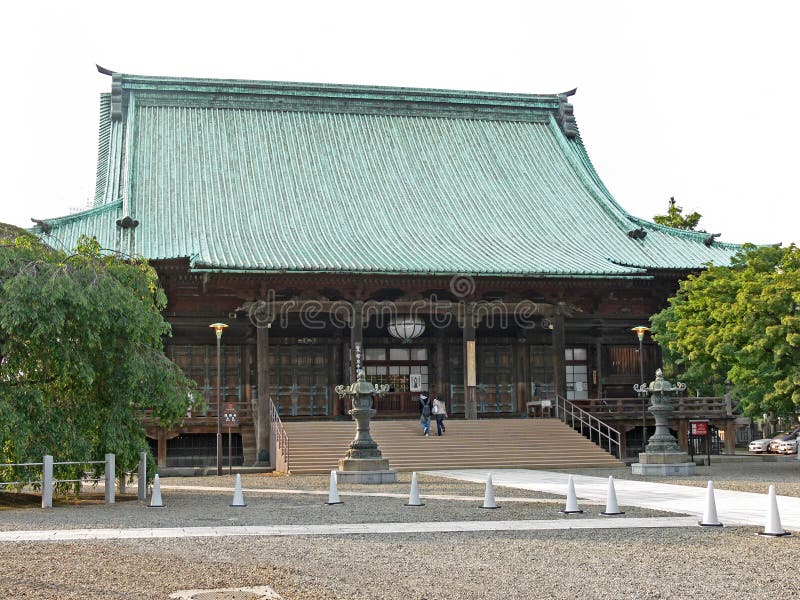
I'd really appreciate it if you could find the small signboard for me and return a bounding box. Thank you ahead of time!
[691,421,708,436]
[223,403,239,426]
[409,373,423,392]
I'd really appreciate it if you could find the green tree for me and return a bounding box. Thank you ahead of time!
[0,231,199,488]
[653,196,703,231]
[651,244,800,418]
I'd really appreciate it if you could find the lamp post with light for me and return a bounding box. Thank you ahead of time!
[631,325,650,450]
[209,322,229,476]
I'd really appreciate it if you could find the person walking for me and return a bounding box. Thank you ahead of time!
[432,394,447,436]
[419,394,432,436]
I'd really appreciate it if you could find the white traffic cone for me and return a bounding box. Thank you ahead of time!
[325,470,343,505]
[698,480,722,527]
[230,473,247,507]
[405,472,424,507]
[560,475,583,514]
[759,484,790,537]
[480,473,500,509]
[148,474,164,508]
[600,475,624,516]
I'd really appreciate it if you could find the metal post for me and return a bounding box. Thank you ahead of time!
[42,455,53,509]
[632,325,650,452]
[216,331,223,476]
[228,425,232,475]
[209,323,228,476]
[639,334,646,449]
[104,453,115,504]
[138,451,147,501]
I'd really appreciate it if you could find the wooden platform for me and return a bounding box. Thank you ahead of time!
[282,418,622,474]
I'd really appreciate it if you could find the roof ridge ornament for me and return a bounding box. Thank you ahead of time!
[557,89,578,139]
[116,215,139,229]
[30,218,52,234]
[628,227,647,240]
[704,233,721,246]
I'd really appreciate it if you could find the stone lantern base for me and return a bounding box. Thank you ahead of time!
[631,452,696,476]
[336,457,397,484]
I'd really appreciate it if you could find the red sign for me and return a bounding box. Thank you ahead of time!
[691,421,708,436]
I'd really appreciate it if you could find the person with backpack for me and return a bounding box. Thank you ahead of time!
[432,394,447,436]
[419,394,432,436]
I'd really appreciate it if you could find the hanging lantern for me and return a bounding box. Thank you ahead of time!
[387,316,426,343]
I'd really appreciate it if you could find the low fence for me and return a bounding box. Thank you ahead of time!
[0,452,150,508]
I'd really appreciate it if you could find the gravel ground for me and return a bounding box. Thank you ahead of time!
[1,457,798,599]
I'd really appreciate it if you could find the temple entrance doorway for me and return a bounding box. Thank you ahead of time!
[364,346,429,415]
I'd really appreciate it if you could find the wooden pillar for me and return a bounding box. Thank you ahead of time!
[244,344,253,416]
[514,338,529,414]
[157,429,167,468]
[350,301,363,381]
[677,420,688,452]
[340,337,350,415]
[256,322,271,464]
[724,419,736,455]
[463,303,477,420]
[329,342,340,417]
[435,333,447,405]
[595,341,603,400]
[552,314,566,400]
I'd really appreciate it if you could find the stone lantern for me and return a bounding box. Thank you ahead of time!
[334,346,398,484]
[631,369,696,476]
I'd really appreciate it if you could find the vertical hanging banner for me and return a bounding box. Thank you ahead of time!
[467,340,476,386]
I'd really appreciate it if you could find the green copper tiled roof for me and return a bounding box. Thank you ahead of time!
[36,73,740,277]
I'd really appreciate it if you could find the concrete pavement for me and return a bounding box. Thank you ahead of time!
[427,468,797,530]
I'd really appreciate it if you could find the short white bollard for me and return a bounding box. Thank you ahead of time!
[230,474,247,507]
[698,480,722,527]
[42,455,53,509]
[480,473,500,509]
[104,453,116,505]
[325,470,342,505]
[405,472,424,507]
[759,484,790,537]
[560,474,583,514]
[148,474,164,508]
[600,475,624,516]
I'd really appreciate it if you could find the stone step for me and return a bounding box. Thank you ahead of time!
[282,419,621,473]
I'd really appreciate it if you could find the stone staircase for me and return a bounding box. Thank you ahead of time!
[282,418,622,474]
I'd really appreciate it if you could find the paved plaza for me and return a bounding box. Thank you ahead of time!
[1,459,799,599]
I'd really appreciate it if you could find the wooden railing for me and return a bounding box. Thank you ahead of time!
[580,396,732,420]
[269,397,289,473]
[554,396,622,459]
[141,399,254,425]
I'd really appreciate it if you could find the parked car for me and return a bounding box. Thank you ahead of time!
[769,431,800,453]
[749,438,772,453]
[776,438,798,455]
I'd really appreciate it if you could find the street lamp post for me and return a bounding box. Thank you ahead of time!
[210,322,229,476]
[632,325,650,450]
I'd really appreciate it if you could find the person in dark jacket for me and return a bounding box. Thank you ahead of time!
[419,394,432,436]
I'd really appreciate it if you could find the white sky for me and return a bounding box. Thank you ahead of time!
[1,1,797,245]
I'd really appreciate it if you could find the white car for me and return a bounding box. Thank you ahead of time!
[776,439,798,455]
[748,438,771,453]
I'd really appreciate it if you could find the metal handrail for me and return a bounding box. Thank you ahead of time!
[269,397,290,473]
[555,396,622,459]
